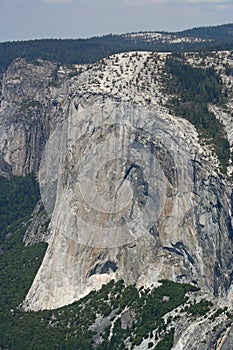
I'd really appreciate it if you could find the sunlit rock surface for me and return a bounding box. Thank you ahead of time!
[7,52,229,312]
[0,52,233,315]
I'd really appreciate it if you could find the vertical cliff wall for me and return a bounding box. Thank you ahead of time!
[0,53,233,312]
[0,58,68,175]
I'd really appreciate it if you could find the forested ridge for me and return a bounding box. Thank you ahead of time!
[0,23,233,73]
[163,55,231,174]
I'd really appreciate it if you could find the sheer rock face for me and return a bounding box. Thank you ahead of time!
[23,200,50,246]
[0,58,68,175]
[0,53,233,312]
[22,95,233,311]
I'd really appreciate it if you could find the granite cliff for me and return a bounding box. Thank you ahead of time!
[1,50,233,348]
[0,58,68,176]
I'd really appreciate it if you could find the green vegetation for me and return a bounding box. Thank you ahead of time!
[225,64,233,76]
[185,300,213,316]
[18,100,42,113]
[155,328,175,350]
[0,174,48,348]
[164,55,231,173]
[0,36,164,73]
[0,174,43,298]
[209,307,227,321]
[0,173,40,237]
[95,280,199,349]
[177,23,233,41]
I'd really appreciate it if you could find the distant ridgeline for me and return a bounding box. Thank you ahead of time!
[0,23,233,72]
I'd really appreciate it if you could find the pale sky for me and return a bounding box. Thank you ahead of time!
[0,0,232,42]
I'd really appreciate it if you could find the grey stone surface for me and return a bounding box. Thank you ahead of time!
[0,53,233,324]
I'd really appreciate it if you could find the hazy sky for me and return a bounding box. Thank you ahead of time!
[0,0,232,42]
